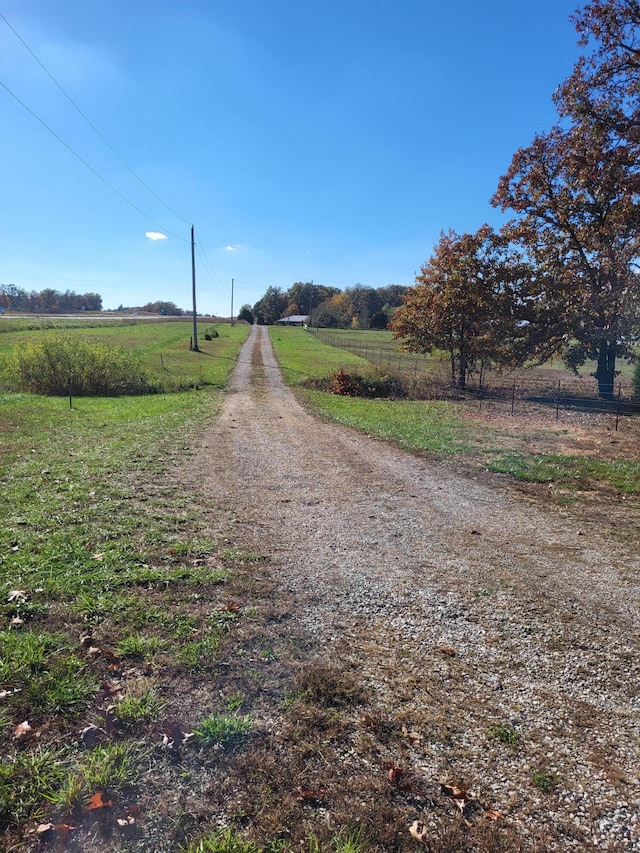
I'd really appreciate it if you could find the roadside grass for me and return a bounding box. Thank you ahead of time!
[0,319,250,392]
[269,326,368,384]
[269,328,640,499]
[0,327,270,849]
[486,452,640,492]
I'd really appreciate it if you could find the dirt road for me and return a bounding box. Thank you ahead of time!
[189,325,640,849]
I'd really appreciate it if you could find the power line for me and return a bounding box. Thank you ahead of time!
[0,76,187,241]
[194,245,226,295]
[0,11,191,228]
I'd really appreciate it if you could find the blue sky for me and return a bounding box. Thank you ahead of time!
[0,0,582,315]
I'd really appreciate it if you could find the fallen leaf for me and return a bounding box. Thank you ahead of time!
[80,724,108,746]
[387,764,404,785]
[441,781,469,813]
[91,553,105,561]
[84,791,113,811]
[14,720,32,739]
[436,646,457,657]
[409,820,428,843]
[0,687,21,699]
[7,590,27,602]
[485,806,503,821]
[401,725,423,744]
[98,705,117,734]
[162,724,194,749]
[295,789,325,805]
[36,823,56,839]
[10,616,24,628]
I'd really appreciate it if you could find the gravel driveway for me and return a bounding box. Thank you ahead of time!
[194,324,640,850]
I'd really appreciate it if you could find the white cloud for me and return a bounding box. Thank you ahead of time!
[225,245,237,251]
[145,231,168,241]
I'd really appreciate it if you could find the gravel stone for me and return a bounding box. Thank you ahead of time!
[186,325,640,850]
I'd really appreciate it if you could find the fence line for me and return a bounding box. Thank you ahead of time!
[308,328,639,430]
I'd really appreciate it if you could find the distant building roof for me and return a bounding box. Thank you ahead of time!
[275,315,309,324]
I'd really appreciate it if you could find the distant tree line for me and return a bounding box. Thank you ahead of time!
[0,284,102,313]
[241,282,409,330]
[391,0,640,400]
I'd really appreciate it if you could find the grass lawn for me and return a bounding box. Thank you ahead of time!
[0,318,250,391]
[0,324,265,850]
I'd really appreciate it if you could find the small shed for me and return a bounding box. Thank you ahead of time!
[275,315,309,326]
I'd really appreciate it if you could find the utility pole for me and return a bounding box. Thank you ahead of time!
[191,225,199,351]
[231,278,234,326]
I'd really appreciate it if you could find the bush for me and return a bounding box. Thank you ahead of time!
[326,368,407,399]
[2,335,152,396]
[204,326,219,340]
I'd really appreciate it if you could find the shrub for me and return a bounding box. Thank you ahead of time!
[327,368,407,399]
[204,326,219,340]
[3,335,152,396]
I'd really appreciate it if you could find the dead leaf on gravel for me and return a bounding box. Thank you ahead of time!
[387,763,404,785]
[409,820,428,843]
[441,781,469,815]
[294,789,325,806]
[436,646,457,657]
[162,723,194,749]
[401,725,423,744]
[485,806,503,821]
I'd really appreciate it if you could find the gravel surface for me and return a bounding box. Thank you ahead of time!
[192,325,640,850]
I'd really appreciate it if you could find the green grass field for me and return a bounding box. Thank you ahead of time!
[306,326,638,384]
[0,318,250,391]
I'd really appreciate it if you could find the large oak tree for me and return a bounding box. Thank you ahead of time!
[494,21,640,398]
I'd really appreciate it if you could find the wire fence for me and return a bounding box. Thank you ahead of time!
[308,328,640,432]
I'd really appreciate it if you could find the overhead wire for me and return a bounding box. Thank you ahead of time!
[0,12,232,298]
[0,10,192,228]
[0,77,187,241]
[195,242,227,296]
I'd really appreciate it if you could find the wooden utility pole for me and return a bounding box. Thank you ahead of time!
[191,225,199,351]
[231,278,234,326]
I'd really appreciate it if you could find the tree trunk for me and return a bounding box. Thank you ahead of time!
[594,340,616,399]
[458,324,466,389]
